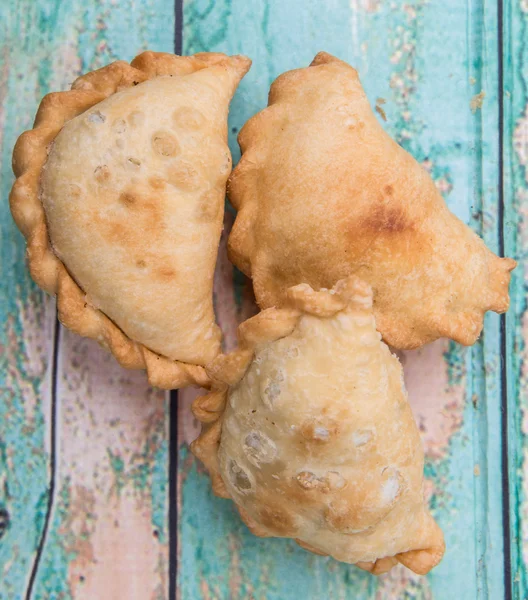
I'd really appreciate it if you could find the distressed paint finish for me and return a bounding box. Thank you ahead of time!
[0,1,524,600]
[504,0,528,598]
[1,1,175,599]
[32,330,169,600]
[178,0,508,598]
[1,1,64,597]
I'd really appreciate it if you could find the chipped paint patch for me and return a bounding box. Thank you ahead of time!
[403,340,466,461]
[470,90,486,113]
[514,104,528,580]
[31,329,169,597]
[377,564,433,600]
[213,211,240,353]
[0,290,54,596]
[350,0,383,15]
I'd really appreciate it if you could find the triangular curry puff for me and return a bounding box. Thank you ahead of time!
[11,51,251,388]
[191,276,445,575]
[228,51,515,349]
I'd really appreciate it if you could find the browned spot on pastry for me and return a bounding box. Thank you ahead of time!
[168,161,201,191]
[173,106,205,129]
[149,176,165,190]
[69,184,81,198]
[156,266,176,280]
[325,498,367,533]
[152,130,180,157]
[119,191,137,206]
[127,110,145,127]
[107,222,127,242]
[364,203,413,233]
[300,418,338,442]
[94,165,111,183]
[196,189,220,221]
[257,503,296,535]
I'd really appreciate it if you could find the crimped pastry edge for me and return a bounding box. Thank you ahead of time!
[10,51,251,389]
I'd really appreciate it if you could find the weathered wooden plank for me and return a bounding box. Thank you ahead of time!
[0,1,72,597]
[178,0,507,598]
[0,1,176,599]
[31,330,169,600]
[503,0,528,597]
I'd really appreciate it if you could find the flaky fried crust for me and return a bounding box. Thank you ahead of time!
[10,51,250,389]
[227,51,516,349]
[191,276,445,575]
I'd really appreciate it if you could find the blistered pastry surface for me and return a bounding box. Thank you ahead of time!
[191,277,445,574]
[11,51,251,385]
[228,51,516,349]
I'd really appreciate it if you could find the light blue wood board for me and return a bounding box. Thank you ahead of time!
[0,1,175,599]
[0,0,521,598]
[23,1,176,598]
[1,2,63,598]
[178,0,508,598]
[503,0,528,598]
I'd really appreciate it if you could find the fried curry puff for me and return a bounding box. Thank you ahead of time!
[11,51,251,388]
[192,277,445,575]
[228,51,515,349]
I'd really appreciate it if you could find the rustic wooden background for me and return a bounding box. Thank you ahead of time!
[1,0,527,598]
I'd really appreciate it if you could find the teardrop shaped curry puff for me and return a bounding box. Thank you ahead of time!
[11,51,251,388]
[191,276,445,575]
[228,51,515,349]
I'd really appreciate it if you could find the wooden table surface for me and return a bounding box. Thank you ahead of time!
[1,0,527,598]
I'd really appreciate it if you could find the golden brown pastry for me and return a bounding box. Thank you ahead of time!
[191,276,445,575]
[11,51,251,388]
[228,51,515,349]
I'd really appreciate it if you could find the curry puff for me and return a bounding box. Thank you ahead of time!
[10,51,251,388]
[228,51,515,349]
[191,276,445,575]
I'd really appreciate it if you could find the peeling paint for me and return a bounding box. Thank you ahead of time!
[513,104,528,588]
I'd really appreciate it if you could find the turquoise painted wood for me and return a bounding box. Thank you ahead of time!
[23,0,176,596]
[0,0,525,598]
[178,0,510,599]
[503,1,528,598]
[1,2,61,598]
[0,1,174,599]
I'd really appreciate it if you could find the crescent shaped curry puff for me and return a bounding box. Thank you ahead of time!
[228,51,515,349]
[10,51,251,388]
[191,276,445,575]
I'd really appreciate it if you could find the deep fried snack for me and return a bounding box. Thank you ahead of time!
[228,51,515,349]
[191,276,445,574]
[11,51,251,388]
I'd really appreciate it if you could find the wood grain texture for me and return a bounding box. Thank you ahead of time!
[0,0,522,599]
[1,1,175,599]
[178,0,509,598]
[504,0,528,598]
[1,2,63,597]
[31,329,169,600]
